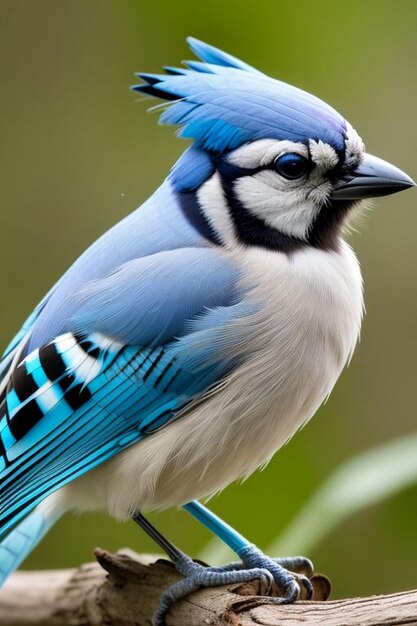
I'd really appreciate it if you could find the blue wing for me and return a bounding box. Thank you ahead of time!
[0,245,253,538]
[2,180,211,363]
[27,181,219,351]
[0,292,54,383]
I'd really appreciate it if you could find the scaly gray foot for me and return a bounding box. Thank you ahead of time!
[154,545,312,626]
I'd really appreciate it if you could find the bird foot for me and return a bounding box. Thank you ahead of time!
[154,545,313,626]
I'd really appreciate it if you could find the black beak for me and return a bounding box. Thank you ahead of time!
[332,153,415,200]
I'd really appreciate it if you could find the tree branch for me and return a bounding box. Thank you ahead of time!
[0,549,414,626]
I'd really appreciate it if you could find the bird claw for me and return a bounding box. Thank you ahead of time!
[154,547,311,625]
[220,554,314,579]
[272,555,314,578]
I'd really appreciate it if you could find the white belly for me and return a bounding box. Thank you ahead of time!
[65,241,363,519]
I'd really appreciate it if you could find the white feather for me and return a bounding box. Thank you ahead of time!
[59,339,101,383]
[308,139,338,171]
[196,172,236,246]
[228,139,308,168]
[36,382,62,412]
[344,123,365,168]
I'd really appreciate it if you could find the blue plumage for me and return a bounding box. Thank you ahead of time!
[0,326,237,539]
[169,146,215,191]
[186,37,263,74]
[0,503,61,586]
[0,158,251,559]
[0,171,249,538]
[0,37,352,583]
[133,37,347,155]
[27,181,215,350]
[1,36,412,624]
[0,232,249,534]
[72,247,241,345]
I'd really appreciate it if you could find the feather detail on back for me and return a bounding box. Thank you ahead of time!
[71,248,241,345]
[26,181,216,351]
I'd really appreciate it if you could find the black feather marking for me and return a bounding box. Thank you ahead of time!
[2,397,10,425]
[163,66,187,76]
[162,369,181,394]
[62,382,92,411]
[142,348,165,382]
[176,191,221,245]
[0,433,10,467]
[39,339,93,409]
[57,372,75,392]
[75,335,100,359]
[136,73,163,86]
[39,343,67,381]
[218,161,353,253]
[45,369,92,411]
[308,199,354,251]
[132,84,180,102]
[12,365,38,402]
[8,400,44,441]
[153,360,174,388]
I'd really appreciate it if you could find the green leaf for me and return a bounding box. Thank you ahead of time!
[267,432,417,556]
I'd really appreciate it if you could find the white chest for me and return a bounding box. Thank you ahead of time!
[67,242,363,518]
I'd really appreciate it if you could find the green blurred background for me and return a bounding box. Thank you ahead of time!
[1,0,416,600]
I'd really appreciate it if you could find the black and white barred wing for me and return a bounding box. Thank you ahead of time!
[0,332,211,538]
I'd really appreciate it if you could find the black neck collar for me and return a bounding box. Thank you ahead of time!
[175,190,221,246]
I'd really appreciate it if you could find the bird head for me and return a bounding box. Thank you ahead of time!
[133,38,415,252]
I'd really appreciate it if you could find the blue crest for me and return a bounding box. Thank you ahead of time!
[132,38,348,190]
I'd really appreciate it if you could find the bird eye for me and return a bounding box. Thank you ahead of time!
[274,153,310,180]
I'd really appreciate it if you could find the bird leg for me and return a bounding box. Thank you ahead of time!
[183,500,313,592]
[132,507,313,626]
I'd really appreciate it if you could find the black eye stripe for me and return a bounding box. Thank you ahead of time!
[216,160,265,179]
[217,153,313,180]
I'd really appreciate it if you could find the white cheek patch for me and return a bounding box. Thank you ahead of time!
[197,172,237,246]
[234,171,323,240]
[228,139,308,169]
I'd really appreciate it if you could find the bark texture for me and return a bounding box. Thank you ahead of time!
[0,549,415,626]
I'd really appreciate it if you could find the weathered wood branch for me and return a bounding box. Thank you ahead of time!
[0,549,415,626]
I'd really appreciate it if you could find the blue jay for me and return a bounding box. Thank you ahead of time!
[0,38,414,624]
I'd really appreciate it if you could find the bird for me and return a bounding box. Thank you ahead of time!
[0,37,414,624]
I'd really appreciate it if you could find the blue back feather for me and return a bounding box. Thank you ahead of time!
[72,247,241,345]
[27,181,212,351]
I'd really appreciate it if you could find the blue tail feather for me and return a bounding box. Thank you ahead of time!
[0,501,62,588]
